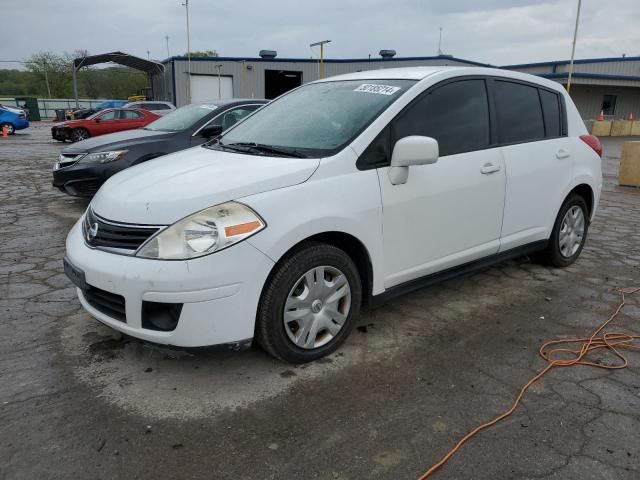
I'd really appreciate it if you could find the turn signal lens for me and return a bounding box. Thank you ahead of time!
[225,221,262,237]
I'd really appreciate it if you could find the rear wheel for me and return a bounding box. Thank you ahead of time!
[255,243,362,363]
[1,122,15,135]
[71,128,90,142]
[539,194,589,267]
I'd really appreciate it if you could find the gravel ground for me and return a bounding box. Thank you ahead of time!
[1,123,639,479]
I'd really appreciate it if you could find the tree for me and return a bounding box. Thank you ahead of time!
[184,49,219,57]
[25,52,74,98]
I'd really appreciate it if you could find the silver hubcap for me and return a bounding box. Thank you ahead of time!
[559,206,585,258]
[284,266,351,350]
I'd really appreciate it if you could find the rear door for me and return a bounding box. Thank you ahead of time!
[375,78,506,288]
[119,110,146,130]
[492,79,572,251]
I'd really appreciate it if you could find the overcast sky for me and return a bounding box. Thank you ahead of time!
[2,0,639,67]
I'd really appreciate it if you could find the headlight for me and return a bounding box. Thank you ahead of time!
[136,202,266,260]
[80,150,128,164]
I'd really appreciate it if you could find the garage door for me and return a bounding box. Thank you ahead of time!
[189,75,233,103]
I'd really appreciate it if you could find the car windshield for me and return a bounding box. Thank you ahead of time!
[144,103,219,132]
[214,79,415,157]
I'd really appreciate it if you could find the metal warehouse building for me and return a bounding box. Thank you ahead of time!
[151,52,640,121]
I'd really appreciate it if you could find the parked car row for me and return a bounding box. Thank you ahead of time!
[61,66,602,363]
[52,99,267,196]
[66,100,175,120]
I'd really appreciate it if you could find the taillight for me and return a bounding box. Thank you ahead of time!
[580,134,602,157]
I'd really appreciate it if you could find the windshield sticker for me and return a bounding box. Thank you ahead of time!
[200,105,218,110]
[354,84,401,95]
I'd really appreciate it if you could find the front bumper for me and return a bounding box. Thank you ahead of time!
[52,158,127,197]
[52,127,72,141]
[65,218,275,347]
[14,118,29,130]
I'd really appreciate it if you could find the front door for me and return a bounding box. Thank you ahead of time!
[377,78,506,288]
[91,109,119,135]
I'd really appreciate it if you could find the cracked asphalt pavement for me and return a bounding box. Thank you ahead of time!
[1,123,639,479]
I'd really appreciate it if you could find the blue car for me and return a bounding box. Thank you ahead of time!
[95,100,128,110]
[0,105,29,134]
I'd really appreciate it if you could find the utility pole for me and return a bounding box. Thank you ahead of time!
[215,64,222,99]
[165,35,170,58]
[43,62,51,98]
[438,26,443,56]
[147,50,150,60]
[567,0,582,94]
[182,0,191,103]
[310,40,331,79]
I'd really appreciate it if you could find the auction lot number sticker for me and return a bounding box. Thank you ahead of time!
[354,84,401,95]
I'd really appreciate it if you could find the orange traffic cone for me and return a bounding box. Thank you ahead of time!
[597,110,605,121]
[1,125,8,138]
[628,112,634,121]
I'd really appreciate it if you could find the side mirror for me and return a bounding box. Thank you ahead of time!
[94,118,101,123]
[388,136,439,185]
[200,124,223,138]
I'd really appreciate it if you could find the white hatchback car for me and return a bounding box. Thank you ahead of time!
[64,67,602,363]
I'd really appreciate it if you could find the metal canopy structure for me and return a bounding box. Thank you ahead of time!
[72,51,165,107]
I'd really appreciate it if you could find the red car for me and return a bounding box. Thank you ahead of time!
[51,108,161,142]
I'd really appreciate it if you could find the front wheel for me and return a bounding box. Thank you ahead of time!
[255,243,362,363]
[1,122,15,135]
[539,194,589,267]
[71,128,90,142]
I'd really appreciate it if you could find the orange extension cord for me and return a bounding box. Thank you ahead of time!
[418,286,640,479]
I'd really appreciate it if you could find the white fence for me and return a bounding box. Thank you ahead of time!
[0,98,108,119]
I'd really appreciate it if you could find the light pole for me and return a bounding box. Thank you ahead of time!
[310,40,331,79]
[165,35,170,58]
[567,0,582,94]
[182,0,192,103]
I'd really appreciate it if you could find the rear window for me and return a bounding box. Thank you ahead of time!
[494,80,545,144]
[539,89,561,137]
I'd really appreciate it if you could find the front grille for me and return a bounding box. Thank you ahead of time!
[84,208,161,252]
[58,152,84,167]
[66,180,102,197]
[84,286,126,322]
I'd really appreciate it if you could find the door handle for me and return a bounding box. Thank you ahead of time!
[480,163,501,174]
[556,149,571,159]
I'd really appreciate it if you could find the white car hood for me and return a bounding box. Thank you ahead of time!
[91,146,320,224]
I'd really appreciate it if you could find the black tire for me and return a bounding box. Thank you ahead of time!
[538,193,589,267]
[71,128,90,142]
[1,122,15,135]
[255,242,362,363]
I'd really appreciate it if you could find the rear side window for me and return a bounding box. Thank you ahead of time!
[539,89,561,137]
[392,79,490,157]
[494,80,545,144]
[121,110,142,119]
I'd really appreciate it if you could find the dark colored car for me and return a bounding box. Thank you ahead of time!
[52,98,267,197]
[52,108,161,143]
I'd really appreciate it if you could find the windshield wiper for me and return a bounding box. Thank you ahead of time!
[225,142,307,158]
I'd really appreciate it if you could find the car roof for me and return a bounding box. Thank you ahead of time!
[194,98,268,107]
[127,101,173,105]
[320,66,461,81]
[315,66,566,93]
